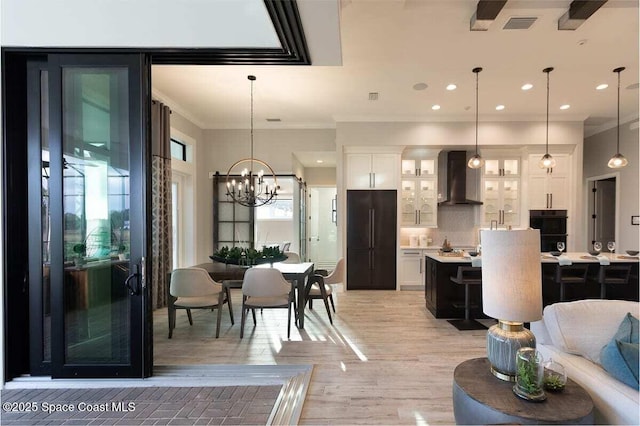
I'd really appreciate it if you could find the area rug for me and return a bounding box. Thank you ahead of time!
[1,385,281,425]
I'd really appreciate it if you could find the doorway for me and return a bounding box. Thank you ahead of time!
[307,187,338,269]
[4,53,151,379]
[587,175,618,250]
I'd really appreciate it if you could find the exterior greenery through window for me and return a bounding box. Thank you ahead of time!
[170,138,186,161]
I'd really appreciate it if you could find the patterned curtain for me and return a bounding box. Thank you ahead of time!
[151,100,173,309]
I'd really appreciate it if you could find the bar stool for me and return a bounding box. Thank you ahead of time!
[447,266,486,331]
[549,264,589,301]
[598,265,632,299]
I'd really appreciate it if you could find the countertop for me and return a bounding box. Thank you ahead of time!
[425,251,640,264]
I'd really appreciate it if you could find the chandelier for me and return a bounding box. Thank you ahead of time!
[226,75,278,207]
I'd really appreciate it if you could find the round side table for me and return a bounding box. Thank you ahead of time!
[453,357,594,425]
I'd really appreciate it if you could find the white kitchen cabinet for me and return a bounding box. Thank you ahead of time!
[400,249,425,289]
[483,178,520,226]
[346,153,399,189]
[528,154,570,209]
[401,158,436,178]
[401,179,437,226]
[481,156,521,226]
[483,158,520,177]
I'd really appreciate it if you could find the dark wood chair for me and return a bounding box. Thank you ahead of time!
[548,264,589,301]
[598,264,632,299]
[447,266,486,331]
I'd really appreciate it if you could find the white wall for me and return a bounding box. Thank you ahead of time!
[305,167,337,186]
[583,119,639,252]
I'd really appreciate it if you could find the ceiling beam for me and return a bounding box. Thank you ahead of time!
[470,0,508,31]
[558,0,608,30]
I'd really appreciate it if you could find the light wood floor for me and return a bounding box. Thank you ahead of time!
[153,287,491,425]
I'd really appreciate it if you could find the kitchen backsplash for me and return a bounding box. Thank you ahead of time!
[400,205,479,248]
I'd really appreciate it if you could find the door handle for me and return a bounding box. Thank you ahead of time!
[372,173,376,188]
[371,209,375,248]
[550,193,553,208]
[124,263,141,296]
[418,210,421,224]
[419,258,423,274]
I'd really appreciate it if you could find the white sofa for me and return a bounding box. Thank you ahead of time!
[531,299,639,425]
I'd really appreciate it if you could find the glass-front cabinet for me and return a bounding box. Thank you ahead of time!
[401,158,435,178]
[482,155,521,227]
[401,179,437,226]
[483,179,520,226]
[400,148,439,227]
[484,158,519,177]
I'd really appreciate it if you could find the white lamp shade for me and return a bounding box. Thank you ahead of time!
[481,229,542,323]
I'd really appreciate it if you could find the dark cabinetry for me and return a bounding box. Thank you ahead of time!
[346,190,396,290]
[425,256,484,318]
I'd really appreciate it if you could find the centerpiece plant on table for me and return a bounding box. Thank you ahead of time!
[211,245,286,265]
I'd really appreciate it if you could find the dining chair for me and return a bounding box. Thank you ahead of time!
[305,258,343,323]
[168,267,233,338]
[240,268,295,339]
[282,251,301,263]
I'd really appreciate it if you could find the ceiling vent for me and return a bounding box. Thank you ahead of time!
[368,92,379,101]
[503,17,537,30]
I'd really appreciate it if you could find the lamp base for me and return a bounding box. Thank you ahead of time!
[487,320,536,381]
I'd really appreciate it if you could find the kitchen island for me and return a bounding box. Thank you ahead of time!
[425,252,639,319]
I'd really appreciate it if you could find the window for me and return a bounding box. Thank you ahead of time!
[170,138,187,162]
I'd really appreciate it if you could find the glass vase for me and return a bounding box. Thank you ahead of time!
[513,347,546,402]
[543,358,567,392]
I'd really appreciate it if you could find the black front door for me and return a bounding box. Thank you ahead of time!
[22,53,151,378]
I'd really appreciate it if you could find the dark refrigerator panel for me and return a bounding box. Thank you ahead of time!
[347,190,397,290]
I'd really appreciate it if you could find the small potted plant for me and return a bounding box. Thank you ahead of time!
[117,244,128,261]
[72,243,86,267]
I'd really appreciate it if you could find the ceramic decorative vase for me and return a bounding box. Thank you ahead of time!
[513,347,546,402]
[543,358,567,392]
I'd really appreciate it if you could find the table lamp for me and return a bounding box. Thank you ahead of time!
[481,229,542,381]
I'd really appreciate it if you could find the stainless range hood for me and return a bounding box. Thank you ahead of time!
[437,151,483,206]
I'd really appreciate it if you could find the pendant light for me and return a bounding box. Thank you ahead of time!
[226,75,279,207]
[539,67,556,169]
[468,67,484,169]
[607,67,628,169]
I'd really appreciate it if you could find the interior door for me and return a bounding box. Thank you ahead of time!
[28,54,150,378]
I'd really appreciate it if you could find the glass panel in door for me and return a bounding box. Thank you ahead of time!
[401,180,417,225]
[46,54,148,378]
[61,68,132,365]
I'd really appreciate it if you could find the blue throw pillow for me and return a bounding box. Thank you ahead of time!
[615,312,639,344]
[600,313,640,390]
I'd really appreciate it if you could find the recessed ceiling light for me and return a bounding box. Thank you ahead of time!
[495,105,505,111]
[316,160,324,164]
[521,83,533,91]
[560,104,570,110]
[596,83,608,90]
[446,84,457,91]
[432,104,441,110]
[413,83,428,91]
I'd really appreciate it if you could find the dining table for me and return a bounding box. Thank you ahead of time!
[189,260,316,329]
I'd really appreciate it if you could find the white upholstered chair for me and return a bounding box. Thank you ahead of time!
[168,267,233,338]
[240,268,295,339]
[305,258,344,324]
[282,251,301,263]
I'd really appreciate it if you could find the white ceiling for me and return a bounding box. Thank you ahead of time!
[151,0,639,168]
